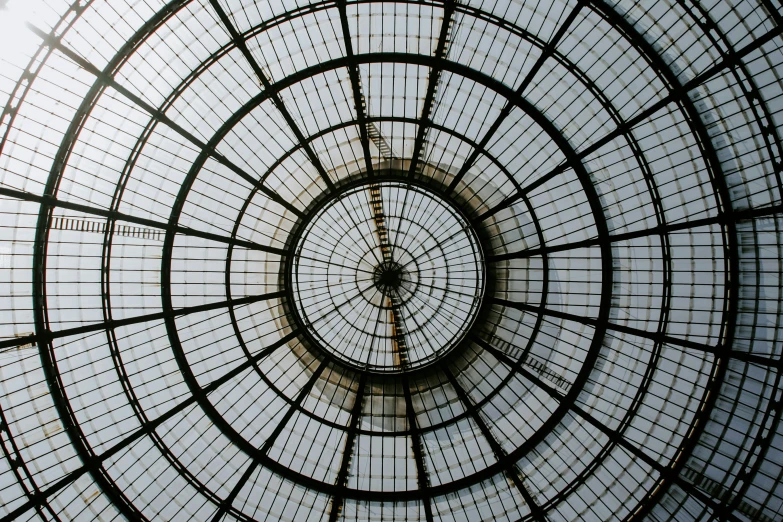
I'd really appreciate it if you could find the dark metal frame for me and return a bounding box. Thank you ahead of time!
[0,0,780,520]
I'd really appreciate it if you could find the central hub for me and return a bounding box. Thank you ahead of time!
[287,179,485,373]
[373,261,410,296]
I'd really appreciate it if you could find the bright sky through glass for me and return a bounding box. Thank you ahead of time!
[0,0,782,521]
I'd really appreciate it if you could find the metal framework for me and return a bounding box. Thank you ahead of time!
[0,0,782,521]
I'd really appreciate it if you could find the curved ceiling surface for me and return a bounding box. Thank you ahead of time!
[1,0,783,521]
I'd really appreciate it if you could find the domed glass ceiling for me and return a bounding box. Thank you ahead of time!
[1,0,783,521]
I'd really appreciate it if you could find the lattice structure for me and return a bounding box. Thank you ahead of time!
[0,1,782,521]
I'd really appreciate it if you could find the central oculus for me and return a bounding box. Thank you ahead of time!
[288,181,485,373]
[372,260,412,296]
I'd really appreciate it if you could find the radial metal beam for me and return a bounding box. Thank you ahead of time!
[473,18,783,225]
[584,3,740,522]
[403,379,435,522]
[0,290,284,351]
[728,351,783,369]
[445,2,584,193]
[662,5,783,522]
[29,23,302,219]
[0,403,60,522]
[328,372,368,522]
[441,365,546,521]
[337,0,375,176]
[209,359,328,522]
[0,330,297,522]
[105,214,258,522]
[23,6,198,519]
[478,338,743,522]
[0,0,190,166]
[208,0,336,192]
[487,204,783,263]
[0,188,286,256]
[407,0,456,178]
[159,105,367,505]
[491,297,717,354]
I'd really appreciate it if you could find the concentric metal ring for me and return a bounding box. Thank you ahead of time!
[0,1,781,521]
[288,180,485,373]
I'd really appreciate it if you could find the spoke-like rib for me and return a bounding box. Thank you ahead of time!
[209,1,336,191]
[442,366,546,521]
[30,23,302,219]
[486,204,783,263]
[328,373,368,522]
[473,20,783,221]
[210,359,327,522]
[478,337,742,522]
[729,351,783,369]
[491,297,718,353]
[0,291,284,351]
[337,0,375,176]
[0,330,297,521]
[403,379,434,522]
[446,3,584,193]
[407,0,456,178]
[0,186,285,255]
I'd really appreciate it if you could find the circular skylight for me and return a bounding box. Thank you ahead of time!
[289,180,485,372]
[0,1,782,521]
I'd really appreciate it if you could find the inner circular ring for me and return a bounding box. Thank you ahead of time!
[288,180,486,373]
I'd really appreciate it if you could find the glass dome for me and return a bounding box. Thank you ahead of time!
[0,0,782,521]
